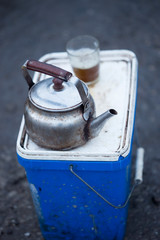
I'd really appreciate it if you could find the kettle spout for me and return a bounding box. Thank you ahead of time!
[89,109,118,139]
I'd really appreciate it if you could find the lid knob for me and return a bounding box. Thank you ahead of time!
[53,78,64,91]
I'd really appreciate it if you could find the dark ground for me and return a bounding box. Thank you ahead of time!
[0,0,160,239]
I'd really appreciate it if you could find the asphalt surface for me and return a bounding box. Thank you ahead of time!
[0,0,160,239]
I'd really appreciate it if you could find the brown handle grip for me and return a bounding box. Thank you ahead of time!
[26,60,72,81]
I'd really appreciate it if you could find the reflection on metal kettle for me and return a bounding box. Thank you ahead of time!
[22,60,117,150]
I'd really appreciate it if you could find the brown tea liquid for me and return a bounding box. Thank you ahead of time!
[68,48,100,84]
[73,64,99,83]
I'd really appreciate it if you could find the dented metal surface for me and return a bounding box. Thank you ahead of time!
[24,94,95,150]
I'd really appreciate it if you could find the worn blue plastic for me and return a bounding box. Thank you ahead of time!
[17,151,132,240]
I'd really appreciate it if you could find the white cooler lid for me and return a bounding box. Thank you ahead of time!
[17,50,138,161]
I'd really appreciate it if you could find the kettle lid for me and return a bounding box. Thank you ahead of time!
[29,77,88,112]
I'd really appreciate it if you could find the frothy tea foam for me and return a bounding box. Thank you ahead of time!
[69,48,99,69]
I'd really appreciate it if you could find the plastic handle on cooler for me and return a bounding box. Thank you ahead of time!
[69,147,144,209]
[134,147,144,184]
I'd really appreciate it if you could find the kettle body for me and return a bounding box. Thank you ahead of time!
[25,88,95,150]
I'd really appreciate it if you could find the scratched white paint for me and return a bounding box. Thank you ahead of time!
[29,184,44,221]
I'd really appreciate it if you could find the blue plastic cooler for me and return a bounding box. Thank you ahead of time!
[17,50,142,240]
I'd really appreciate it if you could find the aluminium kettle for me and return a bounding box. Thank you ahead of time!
[22,60,117,150]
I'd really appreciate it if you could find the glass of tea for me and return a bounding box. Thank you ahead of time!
[66,35,100,85]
